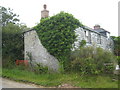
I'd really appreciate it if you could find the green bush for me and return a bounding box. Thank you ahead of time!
[33,63,49,74]
[79,40,86,48]
[2,23,24,68]
[69,47,116,75]
[2,57,15,69]
[117,56,120,65]
[70,57,96,74]
[111,36,120,56]
[34,11,83,62]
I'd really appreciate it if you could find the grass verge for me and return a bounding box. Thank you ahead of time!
[2,68,118,88]
[0,67,2,77]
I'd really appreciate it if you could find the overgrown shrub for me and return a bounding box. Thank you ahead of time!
[117,56,120,65]
[34,11,83,62]
[33,63,49,74]
[2,57,15,69]
[2,23,24,68]
[111,36,120,56]
[69,46,116,75]
[79,40,86,48]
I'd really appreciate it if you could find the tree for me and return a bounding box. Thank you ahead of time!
[1,7,25,68]
[2,23,24,67]
[34,11,83,62]
[111,36,120,65]
[1,6,20,26]
[111,36,120,56]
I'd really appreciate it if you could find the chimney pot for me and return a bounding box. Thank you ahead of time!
[94,24,100,30]
[44,4,47,10]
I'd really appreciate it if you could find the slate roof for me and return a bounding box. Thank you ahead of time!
[23,29,35,34]
[94,28,110,33]
[83,26,109,37]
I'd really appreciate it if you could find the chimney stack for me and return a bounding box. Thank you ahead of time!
[41,4,49,18]
[44,4,47,9]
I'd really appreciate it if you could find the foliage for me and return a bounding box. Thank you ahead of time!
[34,63,49,74]
[2,7,29,68]
[2,57,15,69]
[2,23,24,68]
[117,56,120,65]
[1,6,20,26]
[111,36,120,66]
[0,68,1,76]
[69,46,116,75]
[111,36,120,56]
[34,11,83,62]
[58,56,70,73]
[2,68,118,88]
[2,23,24,58]
[79,40,86,48]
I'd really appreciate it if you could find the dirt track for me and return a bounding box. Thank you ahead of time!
[1,77,83,89]
[1,77,43,88]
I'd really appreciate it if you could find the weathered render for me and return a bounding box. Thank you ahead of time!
[24,30,59,72]
[73,26,114,51]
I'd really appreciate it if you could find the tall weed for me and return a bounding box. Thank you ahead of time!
[69,46,116,74]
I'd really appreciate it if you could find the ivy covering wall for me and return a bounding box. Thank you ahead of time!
[34,11,83,61]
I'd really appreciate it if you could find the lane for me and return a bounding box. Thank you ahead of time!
[0,77,2,89]
[0,77,82,89]
[1,77,43,88]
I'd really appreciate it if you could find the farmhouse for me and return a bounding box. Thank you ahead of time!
[73,25,113,51]
[24,4,114,71]
[40,4,114,51]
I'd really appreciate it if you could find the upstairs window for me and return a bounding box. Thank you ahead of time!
[106,32,110,38]
[85,30,89,37]
[85,30,90,43]
[97,34,101,44]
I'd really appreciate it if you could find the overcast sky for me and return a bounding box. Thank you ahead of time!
[1,0,119,36]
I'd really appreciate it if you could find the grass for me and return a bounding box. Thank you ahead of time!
[2,68,119,88]
[0,67,2,77]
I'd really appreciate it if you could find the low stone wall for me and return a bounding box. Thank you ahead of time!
[24,30,59,72]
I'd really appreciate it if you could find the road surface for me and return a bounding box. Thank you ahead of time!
[0,77,43,88]
[0,77,83,89]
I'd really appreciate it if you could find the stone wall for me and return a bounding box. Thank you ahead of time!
[73,27,114,51]
[24,30,59,72]
[24,27,114,72]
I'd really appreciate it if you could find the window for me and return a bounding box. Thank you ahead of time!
[97,34,101,44]
[107,32,110,38]
[88,32,91,43]
[85,30,89,43]
[85,31,89,37]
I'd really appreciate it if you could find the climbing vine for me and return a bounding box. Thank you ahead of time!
[34,11,83,61]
